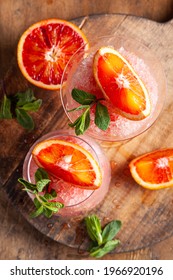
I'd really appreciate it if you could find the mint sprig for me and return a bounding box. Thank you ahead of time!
[68,88,110,135]
[85,214,121,258]
[18,167,64,218]
[0,88,42,130]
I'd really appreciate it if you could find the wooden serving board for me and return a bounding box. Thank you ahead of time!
[1,14,173,254]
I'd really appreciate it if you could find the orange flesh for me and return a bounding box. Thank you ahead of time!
[22,23,86,85]
[134,150,173,184]
[97,53,146,115]
[34,143,98,188]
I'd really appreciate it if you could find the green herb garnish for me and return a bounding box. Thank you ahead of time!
[0,94,13,119]
[68,88,110,135]
[0,88,42,130]
[18,168,64,218]
[85,214,121,258]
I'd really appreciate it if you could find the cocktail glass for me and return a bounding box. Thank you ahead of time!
[23,129,111,216]
[60,35,166,145]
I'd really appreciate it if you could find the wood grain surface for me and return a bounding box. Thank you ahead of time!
[1,1,173,260]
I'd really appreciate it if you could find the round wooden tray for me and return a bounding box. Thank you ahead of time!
[1,14,173,253]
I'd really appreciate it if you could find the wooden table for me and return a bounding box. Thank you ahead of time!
[0,0,173,260]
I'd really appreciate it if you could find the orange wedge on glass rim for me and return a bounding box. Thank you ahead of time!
[32,139,102,190]
[17,19,89,90]
[129,148,173,190]
[93,47,151,120]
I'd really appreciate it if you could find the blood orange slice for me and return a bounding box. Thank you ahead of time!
[17,19,89,90]
[129,148,173,190]
[93,47,151,120]
[32,139,102,189]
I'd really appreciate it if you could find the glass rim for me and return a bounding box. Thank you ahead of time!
[22,129,105,208]
[60,34,167,142]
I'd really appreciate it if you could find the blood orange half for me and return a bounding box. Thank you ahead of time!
[17,19,89,90]
[32,139,102,189]
[93,47,151,120]
[129,148,173,190]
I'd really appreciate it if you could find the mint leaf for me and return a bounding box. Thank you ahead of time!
[69,107,90,135]
[69,115,81,128]
[95,101,110,130]
[33,197,41,209]
[30,205,44,218]
[67,104,90,112]
[45,204,59,212]
[45,201,64,212]
[18,178,37,192]
[43,208,53,218]
[35,168,49,182]
[0,95,12,119]
[50,189,57,198]
[85,215,102,246]
[44,191,57,200]
[39,195,48,203]
[15,108,34,130]
[76,108,90,135]
[90,240,120,258]
[54,201,64,208]
[72,88,96,105]
[16,88,36,106]
[102,220,122,244]
[20,99,42,111]
[36,179,51,192]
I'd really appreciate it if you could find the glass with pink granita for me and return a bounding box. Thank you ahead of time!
[22,129,111,216]
[60,35,166,144]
